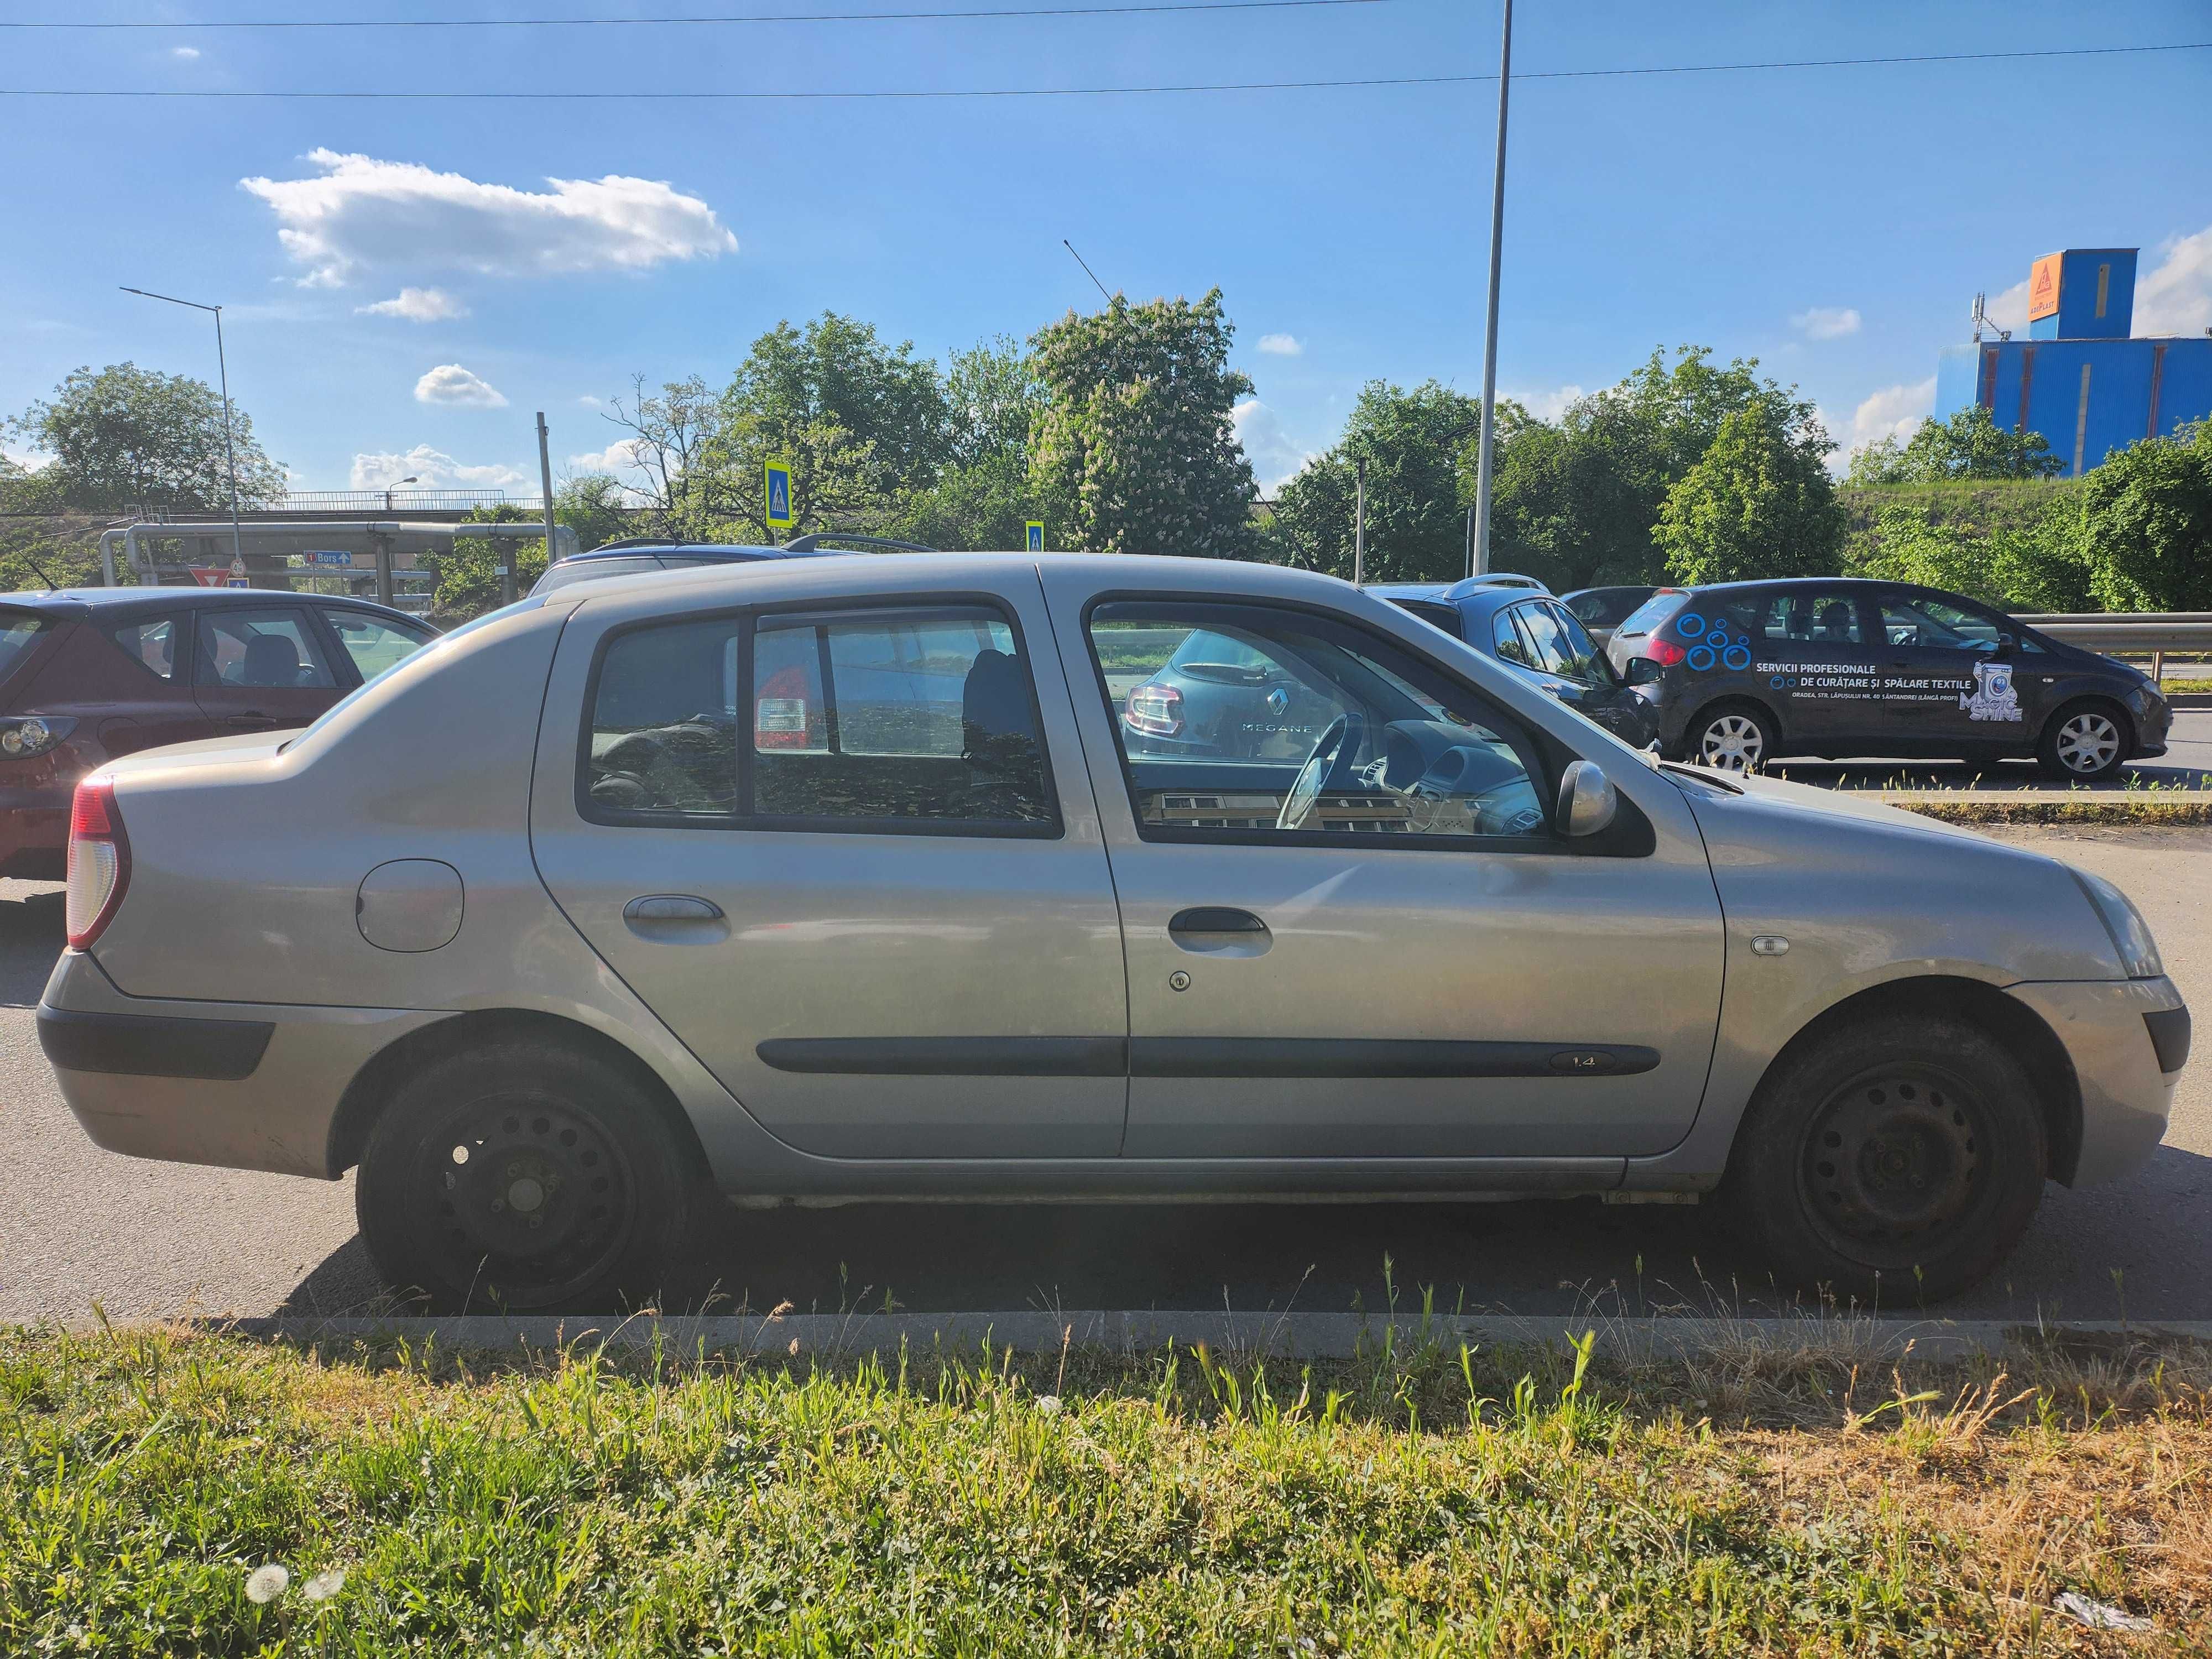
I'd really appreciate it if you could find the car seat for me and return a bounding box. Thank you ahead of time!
[961,649,1039,775]
[241,633,301,687]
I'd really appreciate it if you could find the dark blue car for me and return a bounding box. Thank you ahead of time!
[1368,578,1663,749]
[529,534,933,598]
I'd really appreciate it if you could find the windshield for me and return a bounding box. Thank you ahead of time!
[1615,590,1687,637]
[0,611,50,690]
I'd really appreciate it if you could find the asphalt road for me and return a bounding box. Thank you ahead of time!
[1765,701,2212,791]
[2,795,2207,1328]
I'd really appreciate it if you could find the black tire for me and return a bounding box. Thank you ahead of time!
[1678,700,1778,774]
[1721,1015,2047,1305]
[2036,698,2131,782]
[356,1040,697,1314]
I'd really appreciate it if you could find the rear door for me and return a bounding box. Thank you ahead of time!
[191,605,345,734]
[89,609,217,755]
[1719,587,1883,749]
[530,575,1130,1160]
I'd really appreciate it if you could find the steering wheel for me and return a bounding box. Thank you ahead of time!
[1275,712,1364,831]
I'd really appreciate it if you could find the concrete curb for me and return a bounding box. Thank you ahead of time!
[199,1311,2212,1363]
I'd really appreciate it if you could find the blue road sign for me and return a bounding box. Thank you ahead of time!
[764,460,794,530]
[1025,520,1044,552]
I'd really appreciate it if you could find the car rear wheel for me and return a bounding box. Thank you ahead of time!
[2037,700,2130,782]
[356,1040,697,1314]
[1721,1015,2046,1305]
[1682,701,1776,773]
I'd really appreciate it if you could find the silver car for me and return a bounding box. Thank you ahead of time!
[39,555,2189,1311]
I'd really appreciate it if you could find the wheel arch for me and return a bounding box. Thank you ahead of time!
[1677,691,1786,756]
[1732,974,2084,1185]
[326,1008,715,1182]
[2042,691,2137,753]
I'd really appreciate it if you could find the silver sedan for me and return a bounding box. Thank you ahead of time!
[38,554,2189,1311]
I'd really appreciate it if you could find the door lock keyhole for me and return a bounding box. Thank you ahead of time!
[1168,971,1192,992]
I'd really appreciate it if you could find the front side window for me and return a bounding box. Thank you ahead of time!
[194,608,337,688]
[322,609,433,684]
[104,615,182,681]
[1881,595,2006,653]
[585,603,1056,833]
[1092,602,1548,842]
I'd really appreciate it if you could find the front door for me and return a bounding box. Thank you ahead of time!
[191,605,344,734]
[1061,587,1725,1161]
[1872,591,2029,752]
[530,586,1130,1160]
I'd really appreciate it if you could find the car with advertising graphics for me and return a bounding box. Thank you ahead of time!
[1604,578,2171,779]
[36,554,2188,1313]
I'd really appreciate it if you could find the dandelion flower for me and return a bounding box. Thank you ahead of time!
[1035,1394,1063,1416]
[304,1569,346,1602]
[244,1564,290,1604]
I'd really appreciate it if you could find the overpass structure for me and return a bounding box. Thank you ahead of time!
[93,519,580,611]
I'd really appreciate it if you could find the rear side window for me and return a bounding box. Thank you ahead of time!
[1706,590,1865,645]
[194,608,338,689]
[103,614,184,681]
[583,603,1057,835]
[0,611,50,686]
[1615,591,1686,637]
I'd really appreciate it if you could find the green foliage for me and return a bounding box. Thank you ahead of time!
[1030,290,1258,557]
[6,362,286,513]
[1846,405,2062,486]
[1488,347,1830,591]
[0,516,111,593]
[1655,403,1844,586]
[2068,421,2212,612]
[1266,381,1481,582]
[553,473,634,552]
[1843,502,2092,613]
[420,505,549,617]
[890,336,1045,549]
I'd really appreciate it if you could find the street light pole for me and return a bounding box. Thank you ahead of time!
[120,286,246,576]
[1470,0,1512,578]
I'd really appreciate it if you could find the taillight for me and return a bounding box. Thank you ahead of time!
[1641,637,1687,667]
[65,777,131,951]
[1124,682,1182,738]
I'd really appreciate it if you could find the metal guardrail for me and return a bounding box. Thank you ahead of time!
[2017,615,2212,653]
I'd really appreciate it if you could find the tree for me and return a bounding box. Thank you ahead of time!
[2067,421,2212,612]
[553,473,635,552]
[1267,380,1483,581]
[602,374,729,541]
[1847,405,2061,484]
[1654,404,1844,586]
[1843,503,2090,613]
[892,336,1045,549]
[7,362,285,513]
[1029,290,1257,558]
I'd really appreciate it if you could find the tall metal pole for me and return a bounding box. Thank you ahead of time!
[1470,0,1512,578]
[122,286,247,576]
[532,411,555,608]
[1353,453,1366,586]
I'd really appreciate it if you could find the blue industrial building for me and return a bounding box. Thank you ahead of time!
[1933,247,2212,476]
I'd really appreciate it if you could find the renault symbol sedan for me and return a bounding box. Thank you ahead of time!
[39,555,2188,1312]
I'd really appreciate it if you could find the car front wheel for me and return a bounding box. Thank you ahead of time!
[2037,700,2130,782]
[1722,1014,2047,1304]
[356,1040,698,1313]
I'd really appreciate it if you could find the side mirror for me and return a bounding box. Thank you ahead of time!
[1623,656,1665,687]
[1557,759,1619,838]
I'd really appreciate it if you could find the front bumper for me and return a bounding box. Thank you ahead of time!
[2007,974,2188,1187]
[40,948,443,1179]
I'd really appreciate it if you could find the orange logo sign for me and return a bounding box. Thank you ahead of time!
[2027,254,2062,321]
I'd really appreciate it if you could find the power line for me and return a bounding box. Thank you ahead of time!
[2,39,2205,99]
[2,0,1385,28]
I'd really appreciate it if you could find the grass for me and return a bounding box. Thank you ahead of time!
[2,1320,2209,1653]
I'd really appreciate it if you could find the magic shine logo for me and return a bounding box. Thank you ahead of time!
[1960,660,2021,722]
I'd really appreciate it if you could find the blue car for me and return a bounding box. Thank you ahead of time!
[1368,578,1663,749]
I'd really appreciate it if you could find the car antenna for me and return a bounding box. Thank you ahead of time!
[23,555,61,591]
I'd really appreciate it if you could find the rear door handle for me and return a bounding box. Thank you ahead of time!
[1167,907,1272,956]
[625,894,724,924]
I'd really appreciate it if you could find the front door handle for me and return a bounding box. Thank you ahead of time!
[230,710,279,727]
[625,894,724,924]
[1167,907,1272,957]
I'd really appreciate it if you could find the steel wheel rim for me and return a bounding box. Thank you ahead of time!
[409,1090,637,1308]
[1797,1065,1993,1272]
[2056,712,2120,774]
[1699,714,1764,772]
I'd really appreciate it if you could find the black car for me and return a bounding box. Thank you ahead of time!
[1370,580,1663,749]
[1605,578,2171,780]
[529,534,936,597]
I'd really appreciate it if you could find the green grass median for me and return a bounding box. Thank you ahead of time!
[3,1322,2208,1653]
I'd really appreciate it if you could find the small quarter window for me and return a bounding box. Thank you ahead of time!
[104,615,182,681]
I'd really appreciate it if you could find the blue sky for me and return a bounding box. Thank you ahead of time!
[3,0,2209,497]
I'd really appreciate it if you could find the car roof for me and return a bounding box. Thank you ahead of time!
[1677,576,1894,596]
[0,586,424,619]
[557,542,792,562]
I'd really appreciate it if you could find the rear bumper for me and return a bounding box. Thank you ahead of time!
[2007,975,2187,1187]
[39,949,443,1180]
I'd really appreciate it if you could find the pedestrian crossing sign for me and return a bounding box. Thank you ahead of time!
[1025,520,1044,552]
[764,460,794,531]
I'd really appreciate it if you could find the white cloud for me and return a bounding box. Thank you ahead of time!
[567,437,644,473]
[1509,383,1587,424]
[239,149,739,288]
[1826,377,1936,472]
[414,363,507,408]
[357,286,468,322]
[1255,333,1303,357]
[1983,277,2031,333]
[350,445,530,492]
[1233,398,1317,495]
[576,394,603,407]
[1791,306,1861,341]
[171,45,200,60]
[2136,223,2212,336]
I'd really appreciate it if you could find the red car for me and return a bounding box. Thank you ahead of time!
[0,587,436,879]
